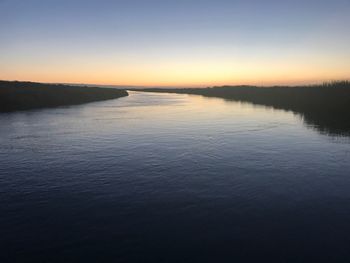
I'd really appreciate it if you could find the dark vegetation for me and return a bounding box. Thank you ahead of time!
[138,81,350,136]
[0,80,128,112]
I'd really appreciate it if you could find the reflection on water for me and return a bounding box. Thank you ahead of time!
[223,98,350,137]
[140,83,350,137]
[1,91,350,262]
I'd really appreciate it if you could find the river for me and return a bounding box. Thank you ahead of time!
[1,91,350,262]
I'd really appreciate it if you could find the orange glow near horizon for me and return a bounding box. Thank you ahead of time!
[2,54,350,87]
[2,64,349,87]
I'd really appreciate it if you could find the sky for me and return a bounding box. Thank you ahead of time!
[1,0,350,87]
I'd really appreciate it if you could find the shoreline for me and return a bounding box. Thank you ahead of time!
[136,81,350,136]
[0,81,128,112]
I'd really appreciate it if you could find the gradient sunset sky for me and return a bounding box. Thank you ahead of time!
[1,0,349,87]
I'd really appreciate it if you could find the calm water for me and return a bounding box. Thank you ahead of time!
[1,91,350,262]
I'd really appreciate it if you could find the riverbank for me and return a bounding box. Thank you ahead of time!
[0,81,128,112]
[137,81,350,136]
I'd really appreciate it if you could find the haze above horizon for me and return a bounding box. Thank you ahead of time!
[1,0,349,87]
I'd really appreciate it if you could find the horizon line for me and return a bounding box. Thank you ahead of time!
[1,78,350,89]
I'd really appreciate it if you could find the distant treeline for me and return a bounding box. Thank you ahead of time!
[138,81,350,136]
[0,81,128,112]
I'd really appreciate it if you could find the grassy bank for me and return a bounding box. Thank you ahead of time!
[138,81,350,136]
[0,81,128,112]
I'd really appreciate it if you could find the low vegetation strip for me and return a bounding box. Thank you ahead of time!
[0,81,128,112]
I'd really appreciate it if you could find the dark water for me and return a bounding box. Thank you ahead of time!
[1,91,350,262]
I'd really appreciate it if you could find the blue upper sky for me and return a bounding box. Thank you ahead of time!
[1,0,349,86]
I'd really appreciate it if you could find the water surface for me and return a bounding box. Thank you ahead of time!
[1,91,350,262]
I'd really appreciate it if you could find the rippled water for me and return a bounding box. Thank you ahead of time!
[1,91,350,262]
